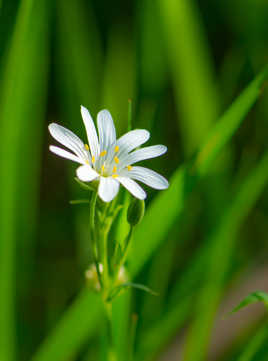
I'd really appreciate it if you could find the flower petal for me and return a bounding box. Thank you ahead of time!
[76,165,99,182]
[121,166,169,190]
[49,146,84,164]
[98,177,120,202]
[117,177,146,200]
[48,123,85,159]
[80,105,100,158]
[97,110,116,151]
[116,129,150,154]
[120,145,167,168]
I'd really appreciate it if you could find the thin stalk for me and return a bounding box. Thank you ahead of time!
[89,191,102,288]
[104,301,117,361]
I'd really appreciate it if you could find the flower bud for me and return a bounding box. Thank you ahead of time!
[85,263,103,291]
[127,198,145,226]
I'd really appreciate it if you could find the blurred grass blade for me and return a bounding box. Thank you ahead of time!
[128,65,268,277]
[139,0,167,95]
[236,323,268,361]
[56,0,102,115]
[136,296,191,361]
[31,290,103,361]
[158,0,219,154]
[230,292,268,315]
[30,66,268,361]
[0,0,49,360]
[101,24,135,135]
[183,151,268,361]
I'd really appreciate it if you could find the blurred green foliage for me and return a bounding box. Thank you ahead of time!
[0,1,268,361]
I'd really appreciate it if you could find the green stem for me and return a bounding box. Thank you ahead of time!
[89,191,102,288]
[104,301,117,361]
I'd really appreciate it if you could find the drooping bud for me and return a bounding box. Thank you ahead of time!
[127,198,145,226]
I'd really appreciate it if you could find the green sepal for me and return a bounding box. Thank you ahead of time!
[74,177,97,191]
[106,282,158,302]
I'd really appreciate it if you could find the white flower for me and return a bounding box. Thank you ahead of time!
[48,105,169,202]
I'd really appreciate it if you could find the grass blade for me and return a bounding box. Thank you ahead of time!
[0,0,49,359]
[158,0,219,154]
[236,323,268,361]
[31,290,103,361]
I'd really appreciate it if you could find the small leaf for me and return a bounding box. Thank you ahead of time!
[74,177,96,191]
[107,282,158,302]
[69,199,90,205]
[229,291,268,315]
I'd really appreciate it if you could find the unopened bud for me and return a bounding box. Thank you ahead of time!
[127,198,145,226]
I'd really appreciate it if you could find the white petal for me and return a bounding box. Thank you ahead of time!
[117,177,146,200]
[97,110,116,151]
[116,129,150,154]
[120,145,167,168]
[76,165,99,182]
[80,105,100,158]
[48,123,85,159]
[49,146,84,164]
[121,166,169,190]
[98,177,120,202]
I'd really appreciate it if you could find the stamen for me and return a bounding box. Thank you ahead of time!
[127,165,132,171]
[100,150,107,157]
[114,145,119,153]
[84,144,89,150]
[92,156,95,163]
[101,165,105,173]
[112,174,119,178]
[113,166,117,173]
[85,160,90,165]
[114,156,119,164]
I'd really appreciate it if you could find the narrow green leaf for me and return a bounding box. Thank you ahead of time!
[159,0,219,154]
[0,0,49,360]
[31,290,103,361]
[236,323,268,361]
[69,199,90,205]
[230,292,268,315]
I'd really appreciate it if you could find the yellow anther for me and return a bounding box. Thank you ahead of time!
[85,160,90,165]
[113,166,117,173]
[114,156,119,164]
[101,165,105,173]
[127,165,132,171]
[112,174,119,178]
[114,145,119,153]
[100,150,107,157]
[92,156,95,163]
[84,144,89,150]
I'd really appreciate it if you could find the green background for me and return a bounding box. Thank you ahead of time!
[0,0,268,360]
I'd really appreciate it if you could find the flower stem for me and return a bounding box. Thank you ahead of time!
[89,191,102,288]
[104,301,117,361]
